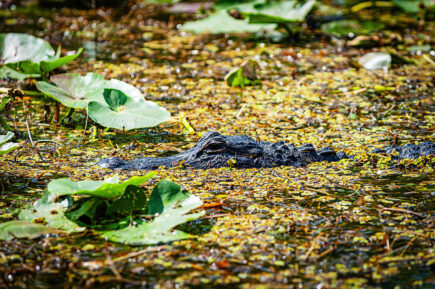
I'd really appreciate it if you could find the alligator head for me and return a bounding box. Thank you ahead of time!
[97,131,347,170]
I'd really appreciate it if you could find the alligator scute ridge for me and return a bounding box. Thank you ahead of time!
[97,131,435,171]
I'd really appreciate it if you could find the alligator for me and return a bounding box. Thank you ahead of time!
[97,131,349,170]
[97,132,435,171]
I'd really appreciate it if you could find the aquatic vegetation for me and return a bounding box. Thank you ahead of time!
[36,73,106,109]
[19,174,204,245]
[183,0,316,34]
[0,131,19,156]
[36,73,171,129]
[0,33,83,80]
[88,88,171,130]
[0,1,433,288]
[225,60,261,87]
[0,220,59,241]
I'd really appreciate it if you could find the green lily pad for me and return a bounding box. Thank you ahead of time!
[183,9,276,34]
[0,33,83,79]
[100,180,205,245]
[19,195,84,233]
[0,131,19,156]
[19,175,205,245]
[392,0,433,13]
[45,173,155,202]
[19,173,154,232]
[104,78,143,102]
[88,88,171,130]
[0,33,54,64]
[0,66,40,80]
[36,73,106,109]
[240,0,316,24]
[0,220,60,241]
[36,73,147,109]
[321,20,385,37]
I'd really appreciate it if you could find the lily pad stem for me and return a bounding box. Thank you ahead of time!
[61,108,75,124]
[0,115,12,131]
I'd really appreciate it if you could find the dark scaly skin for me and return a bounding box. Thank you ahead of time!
[97,131,348,170]
[97,132,435,171]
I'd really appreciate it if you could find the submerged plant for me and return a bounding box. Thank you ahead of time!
[0,33,83,80]
[19,174,205,245]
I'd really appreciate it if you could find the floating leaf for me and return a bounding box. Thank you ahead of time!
[392,0,433,13]
[0,33,82,79]
[19,195,85,233]
[36,73,106,109]
[45,173,155,202]
[0,131,19,156]
[321,20,384,37]
[358,52,391,72]
[19,173,154,232]
[100,180,205,245]
[36,73,147,109]
[0,66,40,80]
[0,220,59,241]
[0,33,54,64]
[88,88,171,130]
[240,0,316,24]
[183,10,276,34]
[19,176,204,245]
[104,78,143,102]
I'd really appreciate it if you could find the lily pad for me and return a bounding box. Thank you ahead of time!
[183,9,276,34]
[19,195,84,233]
[0,131,19,156]
[36,73,147,109]
[358,52,391,72]
[19,176,205,245]
[36,73,106,109]
[392,0,433,13]
[45,173,155,202]
[100,180,205,245]
[321,20,384,37]
[0,220,59,241]
[88,88,171,130]
[0,33,83,79]
[240,0,316,24]
[19,173,154,232]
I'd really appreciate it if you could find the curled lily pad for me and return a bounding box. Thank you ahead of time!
[0,220,60,241]
[0,131,19,156]
[88,88,171,130]
[36,73,106,109]
[0,33,83,79]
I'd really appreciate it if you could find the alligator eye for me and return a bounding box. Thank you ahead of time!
[204,142,227,153]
